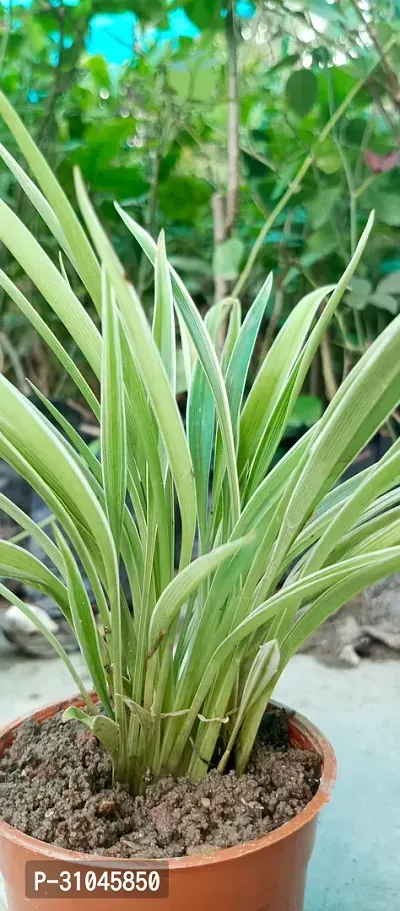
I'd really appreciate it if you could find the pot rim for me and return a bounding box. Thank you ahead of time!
[0,694,336,870]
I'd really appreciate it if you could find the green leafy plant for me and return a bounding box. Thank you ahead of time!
[1,96,400,795]
[1,1,399,402]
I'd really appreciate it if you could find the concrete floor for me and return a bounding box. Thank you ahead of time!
[1,632,399,910]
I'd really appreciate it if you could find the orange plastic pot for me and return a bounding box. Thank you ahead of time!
[0,695,336,911]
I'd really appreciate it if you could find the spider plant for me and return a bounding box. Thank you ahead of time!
[0,94,400,794]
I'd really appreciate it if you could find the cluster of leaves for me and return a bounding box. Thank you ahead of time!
[0,0,399,420]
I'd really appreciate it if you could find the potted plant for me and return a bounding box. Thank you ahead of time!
[0,94,400,911]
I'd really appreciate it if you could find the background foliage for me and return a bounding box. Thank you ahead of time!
[0,0,399,428]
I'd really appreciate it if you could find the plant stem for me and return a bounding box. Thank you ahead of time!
[336,142,357,255]
[354,310,366,351]
[354,174,377,199]
[350,193,357,255]
[232,37,396,298]
[301,267,338,400]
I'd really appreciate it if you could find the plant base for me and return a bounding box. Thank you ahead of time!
[0,695,336,910]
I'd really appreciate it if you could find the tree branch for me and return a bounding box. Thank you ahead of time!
[212,192,228,303]
[212,1,240,305]
[225,0,240,234]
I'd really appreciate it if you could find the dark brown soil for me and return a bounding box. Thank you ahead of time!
[0,711,320,858]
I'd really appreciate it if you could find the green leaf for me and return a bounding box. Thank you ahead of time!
[0,269,100,419]
[301,224,337,265]
[153,231,176,395]
[63,707,120,765]
[369,291,399,314]
[221,300,242,375]
[267,311,400,580]
[87,54,110,90]
[0,200,101,378]
[281,549,400,666]
[213,237,244,282]
[169,256,210,277]
[285,69,318,118]
[27,384,102,488]
[115,205,240,528]
[244,215,376,499]
[184,0,223,30]
[153,231,177,479]
[101,270,127,554]
[167,67,191,101]
[239,285,335,474]
[176,348,188,394]
[0,91,101,309]
[158,176,212,223]
[76,172,197,571]
[346,277,372,311]
[315,140,342,175]
[193,66,218,102]
[0,144,77,269]
[120,329,169,559]
[0,582,96,714]
[176,310,196,394]
[0,492,64,575]
[55,527,113,717]
[165,552,378,772]
[0,539,70,618]
[225,274,273,431]
[148,535,252,653]
[0,374,118,603]
[268,54,300,75]
[308,186,341,230]
[295,444,400,579]
[376,271,400,295]
[287,395,323,430]
[188,300,231,541]
[217,640,280,774]
[369,192,400,227]
[93,167,148,199]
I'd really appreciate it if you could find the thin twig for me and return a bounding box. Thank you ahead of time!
[355,117,374,181]
[336,142,357,255]
[239,142,276,172]
[354,173,377,199]
[300,267,338,400]
[368,82,400,145]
